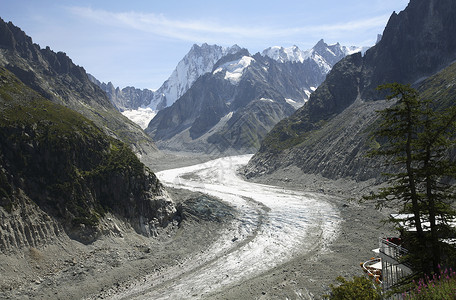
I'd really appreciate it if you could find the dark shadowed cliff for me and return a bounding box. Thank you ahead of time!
[0,66,175,250]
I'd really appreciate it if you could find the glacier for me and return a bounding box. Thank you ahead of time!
[110,155,341,299]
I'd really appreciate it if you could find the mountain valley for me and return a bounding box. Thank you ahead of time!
[1,0,456,299]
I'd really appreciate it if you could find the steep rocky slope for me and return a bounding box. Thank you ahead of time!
[245,0,456,181]
[147,43,243,110]
[0,18,157,156]
[0,67,175,250]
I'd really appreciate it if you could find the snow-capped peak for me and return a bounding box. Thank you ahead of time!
[263,39,369,74]
[261,45,307,63]
[146,43,243,110]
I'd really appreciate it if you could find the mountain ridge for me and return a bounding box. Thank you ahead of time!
[92,40,365,134]
[0,18,158,157]
[244,0,456,181]
[144,40,360,154]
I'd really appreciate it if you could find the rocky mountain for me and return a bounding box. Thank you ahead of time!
[145,40,362,154]
[93,41,361,134]
[0,66,175,250]
[87,74,155,112]
[244,0,456,181]
[89,44,243,130]
[262,40,368,100]
[150,43,243,110]
[262,40,367,71]
[91,43,243,113]
[0,18,157,156]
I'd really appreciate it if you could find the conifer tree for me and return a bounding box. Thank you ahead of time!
[365,83,456,276]
[415,100,456,273]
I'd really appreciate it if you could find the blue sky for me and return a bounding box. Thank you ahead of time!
[1,0,409,89]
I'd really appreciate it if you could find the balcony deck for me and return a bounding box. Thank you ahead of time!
[378,237,412,293]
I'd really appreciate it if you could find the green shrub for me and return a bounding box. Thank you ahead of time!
[325,276,382,300]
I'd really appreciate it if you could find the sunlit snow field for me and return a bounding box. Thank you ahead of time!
[121,107,157,129]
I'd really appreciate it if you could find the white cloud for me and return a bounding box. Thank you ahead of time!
[67,6,391,46]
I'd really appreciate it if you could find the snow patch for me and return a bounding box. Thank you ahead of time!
[259,98,274,103]
[214,56,255,85]
[343,45,370,56]
[121,107,157,129]
[285,98,297,104]
[285,98,305,109]
[213,68,223,75]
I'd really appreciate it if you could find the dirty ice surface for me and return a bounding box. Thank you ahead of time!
[114,155,341,299]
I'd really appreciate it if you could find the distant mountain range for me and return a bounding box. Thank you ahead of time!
[90,40,366,132]
[90,39,365,153]
[262,40,367,69]
[244,0,456,182]
[143,40,366,154]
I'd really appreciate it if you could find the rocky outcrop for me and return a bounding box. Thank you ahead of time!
[0,191,62,253]
[0,18,158,157]
[0,67,175,249]
[360,0,456,100]
[245,0,456,181]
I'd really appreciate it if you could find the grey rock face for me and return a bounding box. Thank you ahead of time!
[0,192,63,253]
[145,53,304,154]
[150,43,243,110]
[246,0,456,181]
